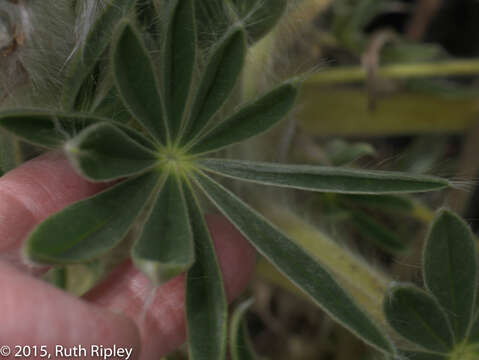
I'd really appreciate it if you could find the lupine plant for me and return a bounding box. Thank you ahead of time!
[384,209,479,360]
[0,0,474,359]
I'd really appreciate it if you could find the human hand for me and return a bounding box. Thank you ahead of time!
[0,151,256,360]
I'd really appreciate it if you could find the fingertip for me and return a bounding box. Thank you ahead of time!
[86,214,256,359]
[205,213,256,300]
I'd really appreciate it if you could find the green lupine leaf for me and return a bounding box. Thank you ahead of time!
[65,122,158,181]
[423,209,478,341]
[112,20,168,143]
[350,211,406,254]
[163,0,197,138]
[193,172,395,355]
[230,299,261,360]
[198,159,451,194]
[63,0,136,110]
[341,194,414,214]
[230,0,287,42]
[184,183,227,360]
[132,174,195,285]
[25,172,160,264]
[190,82,298,154]
[399,351,447,360]
[384,284,454,352]
[184,26,247,142]
[0,110,96,148]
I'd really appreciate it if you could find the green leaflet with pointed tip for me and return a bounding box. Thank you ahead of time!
[112,20,168,143]
[198,159,451,194]
[193,172,395,355]
[183,27,247,142]
[25,172,160,264]
[65,122,158,181]
[423,209,478,341]
[184,183,227,360]
[163,0,197,137]
[384,284,454,353]
[230,299,260,360]
[191,82,298,154]
[0,110,96,148]
[132,174,195,285]
[230,0,287,42]
[350,211,405,254]
[62,0,136,110]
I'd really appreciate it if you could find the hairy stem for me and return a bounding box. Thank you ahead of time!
[257,203,391,327]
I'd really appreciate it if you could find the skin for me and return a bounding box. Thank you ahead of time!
[0,151,256,360]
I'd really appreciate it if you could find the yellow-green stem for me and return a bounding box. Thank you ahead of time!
[307,60,479,85]
[257,203,391,327]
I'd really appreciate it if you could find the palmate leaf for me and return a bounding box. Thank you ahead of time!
[190,81,299,154]
[198,159,451,194]
[230,299,261,360]
[25,171,161,264]
[63,0,137,110]
[384,284,454,353]
[65,122,158,181]
[193,171,395,355]
[184,183,227,360]
[163,0,197,138]
[423,209,478,341]
[132,174,195,285]
[183,26,247,142]
[112,20,169,143]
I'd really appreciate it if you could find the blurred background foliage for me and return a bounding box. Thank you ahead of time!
[224,0,479,359]
[24,0,479,358]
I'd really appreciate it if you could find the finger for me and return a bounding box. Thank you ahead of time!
[0,151,109,271]
[85,214,256,360]
[0,262,141,359]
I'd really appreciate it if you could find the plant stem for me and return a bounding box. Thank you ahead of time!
[307,60,479,85]
[257,203,391,327]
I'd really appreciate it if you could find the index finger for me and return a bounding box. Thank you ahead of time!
[0,151,109,271]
